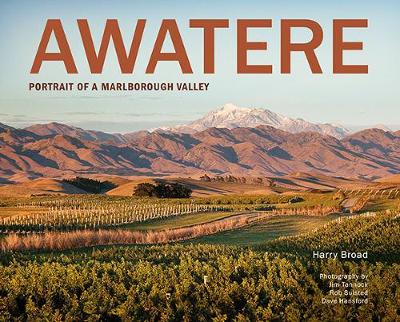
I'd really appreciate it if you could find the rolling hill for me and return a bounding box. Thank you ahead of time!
[0,178,87,196]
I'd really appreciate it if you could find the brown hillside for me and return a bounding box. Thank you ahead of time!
[0,178,87,196]
[1,124,400,180]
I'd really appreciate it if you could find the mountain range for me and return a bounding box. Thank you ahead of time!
[1,104,399,182]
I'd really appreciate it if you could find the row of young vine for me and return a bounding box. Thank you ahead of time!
[0,203,229,233]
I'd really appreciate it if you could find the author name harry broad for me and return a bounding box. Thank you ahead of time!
[312,251,368,259]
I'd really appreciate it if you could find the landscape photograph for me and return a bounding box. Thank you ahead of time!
[1,103,399,320]
[1,0,399,321]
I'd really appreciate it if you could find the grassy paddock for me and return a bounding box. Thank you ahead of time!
[125,211,237,231]
[192,214,343,246]
[361,198,400,212]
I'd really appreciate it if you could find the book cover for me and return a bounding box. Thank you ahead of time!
[0,0,399,321]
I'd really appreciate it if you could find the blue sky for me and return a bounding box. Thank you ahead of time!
[0,0,399,132]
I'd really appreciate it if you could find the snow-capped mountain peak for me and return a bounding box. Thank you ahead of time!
[218,103,246,112]
[163,103,349,138]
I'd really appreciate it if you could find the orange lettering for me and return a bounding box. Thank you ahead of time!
[146,19,192,74]
[190,19,229,73]
[281,19,323,74]
[237,19,272,74]
[78,19,146,74]
[31,19,77,74]
[333,19,368,74]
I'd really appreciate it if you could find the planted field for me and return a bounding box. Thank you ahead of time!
[0,212,273,251]
[0,201,228,233]
[0,192,397,251]
[266,211,400,256]
[0,192,342,233]
[0,211,399,321]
